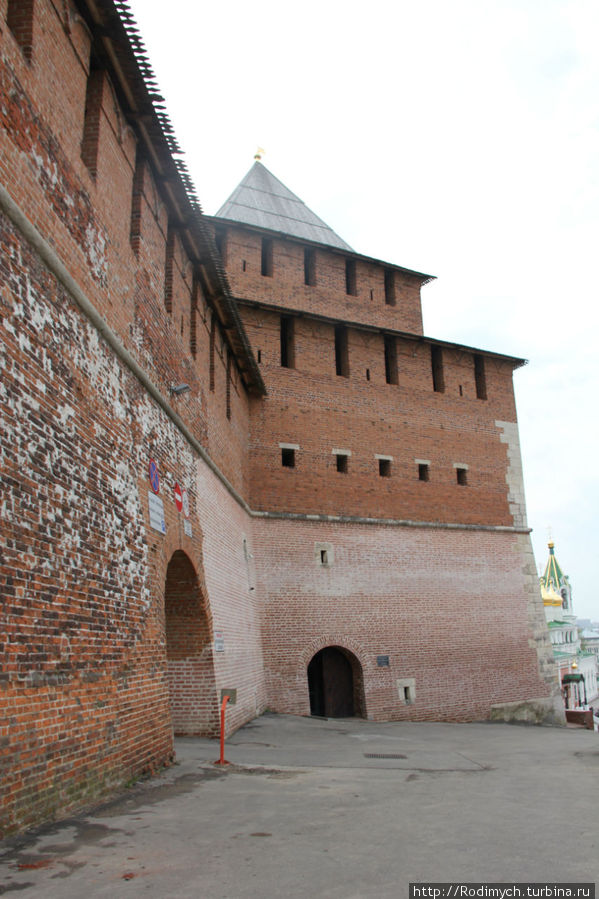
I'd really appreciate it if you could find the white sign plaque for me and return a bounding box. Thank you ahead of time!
[148,491,166,534]
[214,631,225,652]
[183,519,192,537]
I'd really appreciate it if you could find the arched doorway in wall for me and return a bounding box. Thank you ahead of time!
[307,646,365,718]
[164,550,216,735]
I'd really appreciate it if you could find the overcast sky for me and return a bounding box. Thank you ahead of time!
[129,0,598,619]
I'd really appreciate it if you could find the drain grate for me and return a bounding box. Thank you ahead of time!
[364,752,407,759]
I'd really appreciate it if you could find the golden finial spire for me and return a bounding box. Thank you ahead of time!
[254,146,265,161]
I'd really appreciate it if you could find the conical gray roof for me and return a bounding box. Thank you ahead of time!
[215,161,353,251]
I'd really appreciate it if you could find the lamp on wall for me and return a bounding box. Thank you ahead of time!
[169,383,190,396]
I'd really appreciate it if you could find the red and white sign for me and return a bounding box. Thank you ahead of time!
[174,482,183,513]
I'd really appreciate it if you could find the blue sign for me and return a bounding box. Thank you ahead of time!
[149,459,160,494]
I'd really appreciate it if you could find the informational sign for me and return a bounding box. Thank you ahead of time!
[214,631,225,652]
[377,655,390,668]
[183,519,192,537]
[174,482,183,512]
[148,459,160,494]
[148,491,166,534]
[181,488,190,519]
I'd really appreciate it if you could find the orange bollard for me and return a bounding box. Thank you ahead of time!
[215,694,230,765]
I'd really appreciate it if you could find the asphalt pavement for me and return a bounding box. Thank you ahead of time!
[1,713,598,898]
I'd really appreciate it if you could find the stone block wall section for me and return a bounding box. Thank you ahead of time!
[489,533,564,725]
[496,420,529,529]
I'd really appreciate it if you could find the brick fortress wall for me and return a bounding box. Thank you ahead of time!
[0,0,266,837]
[252,519,556,722]
[0,0,561,838]
[208,211,562,726]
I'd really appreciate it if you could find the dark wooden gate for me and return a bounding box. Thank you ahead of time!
[308,647,354,717]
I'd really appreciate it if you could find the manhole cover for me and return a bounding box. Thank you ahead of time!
[363,753,407,759]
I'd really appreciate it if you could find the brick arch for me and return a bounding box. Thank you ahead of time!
[164,550,218,735]
[298,634,368,673]
[160,523,213,630]
[300,636,367,719]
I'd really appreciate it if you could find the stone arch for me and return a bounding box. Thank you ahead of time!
[164,549,217,735]
[306,644,366,719]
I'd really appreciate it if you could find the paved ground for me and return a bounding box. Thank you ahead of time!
[1,713,598,898]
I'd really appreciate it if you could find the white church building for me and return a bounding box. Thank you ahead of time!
[540,542,598,709]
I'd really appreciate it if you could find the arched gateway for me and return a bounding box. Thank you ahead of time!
[164,550,216,734]
[307,646,365,718]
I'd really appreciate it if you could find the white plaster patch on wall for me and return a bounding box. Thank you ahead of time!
[92,419,107,440]
[137,394,183,465]
[138,395,163,440]
[496,419,528,528]
[73,327,101,384]
[0,418,6,467]
[112,460,139,514]
[31,148,59,193]
[63,485,80,510]
[2,314,16,337]
[0,378,40,432]
[129,320,151,364]
[19,391,41,414]
[79,337,129,421]
[38,556,53,576]
[84,223,108,286]
[0,218,200,635]
[28,288,57,333]
[59,528,82,559]
[5,358,30,393]
[8,296,148,619]
[11,298,25,321]
[17,329,32,353]
[57,403,76,431]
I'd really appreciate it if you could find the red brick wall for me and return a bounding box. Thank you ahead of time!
[6,0,35,62]
[195,467,268,735]
[0,203,266,834]
[0,0,261,836]
[0,212,163,833]
[165,550,216,735]
[252,519,553,722]
[0,4,248,493]
[241,306,519,525]
[218,224,425,334]
[0,0,560,840]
